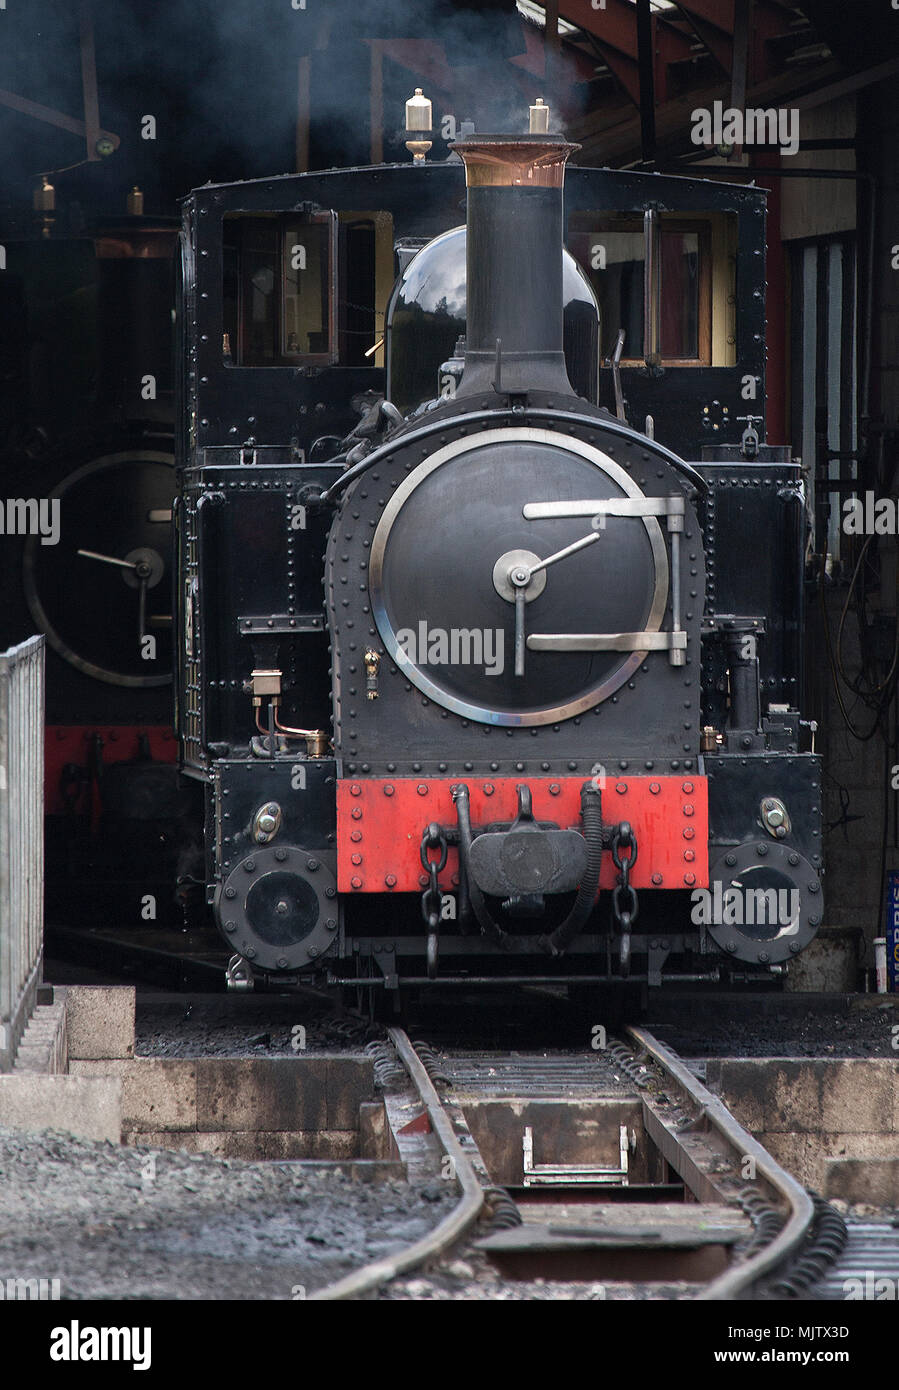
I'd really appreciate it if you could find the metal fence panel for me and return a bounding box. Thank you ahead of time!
[0,635,44,1071]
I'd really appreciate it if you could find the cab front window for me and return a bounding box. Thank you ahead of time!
[569,211,737,368]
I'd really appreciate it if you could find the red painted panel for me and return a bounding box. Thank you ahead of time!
[337,775,708,895]
[45,725,178,817]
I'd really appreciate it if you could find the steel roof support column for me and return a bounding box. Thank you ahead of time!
[635,0,656,167]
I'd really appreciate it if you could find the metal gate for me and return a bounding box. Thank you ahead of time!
[0,636,44,1071]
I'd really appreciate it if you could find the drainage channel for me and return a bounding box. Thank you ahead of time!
[437,1044,743,1287]
[312,1028,825,1301]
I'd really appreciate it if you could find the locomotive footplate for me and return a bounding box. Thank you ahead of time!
[336,775,708,894]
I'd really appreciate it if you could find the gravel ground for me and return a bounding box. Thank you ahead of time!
[135,997,379,1057]
[0,1126,454,1300]
[383,1255,702,1300]
[17,988,898,1303]
[134,990,899,1060]
[647,998,899,1057]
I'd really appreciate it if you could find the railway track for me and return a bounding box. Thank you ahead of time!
[311,1026,842,1301]
[813,1218,899,1301]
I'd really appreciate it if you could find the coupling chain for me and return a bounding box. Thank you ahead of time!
[420,822,448,932]
[611,821,639,931]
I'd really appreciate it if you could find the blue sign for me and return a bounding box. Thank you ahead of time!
[886,871,899,992]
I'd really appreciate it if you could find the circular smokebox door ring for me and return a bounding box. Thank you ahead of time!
[369,427,670,726]
[22,450,175,688]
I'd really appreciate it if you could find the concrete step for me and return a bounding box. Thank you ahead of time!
[12,1001,66,1075]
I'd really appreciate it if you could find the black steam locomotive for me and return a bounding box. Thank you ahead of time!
[176,101,822,998]
[0,204,199,932]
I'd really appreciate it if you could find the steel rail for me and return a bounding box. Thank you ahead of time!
[627,1026,815,1301]
[308,1027,485,1301]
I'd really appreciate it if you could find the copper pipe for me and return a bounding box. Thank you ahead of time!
[273,712,317,738]
[255,701,327,757]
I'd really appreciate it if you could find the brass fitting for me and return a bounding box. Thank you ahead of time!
[529,98,550,134]
[248,669,282,707]
[364,649,381,700]
[405,88,432,163]
[33,176,55,214]
[700,725,723,754]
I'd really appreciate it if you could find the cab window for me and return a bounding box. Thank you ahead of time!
[222,210,393,368]
[568,211,737,368]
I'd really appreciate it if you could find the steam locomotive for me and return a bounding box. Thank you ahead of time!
[176,98,822,998]
[0,204,198,932]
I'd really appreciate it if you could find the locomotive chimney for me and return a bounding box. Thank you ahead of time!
[452,114,579,398]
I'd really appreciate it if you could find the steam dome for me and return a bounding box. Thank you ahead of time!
[386,225,600,415]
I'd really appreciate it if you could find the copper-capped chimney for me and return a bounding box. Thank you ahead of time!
[452,115,579,398]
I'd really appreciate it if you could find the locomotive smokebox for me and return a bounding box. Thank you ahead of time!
[452,130,579,398]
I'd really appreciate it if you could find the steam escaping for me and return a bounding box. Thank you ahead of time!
[0,0,585,220]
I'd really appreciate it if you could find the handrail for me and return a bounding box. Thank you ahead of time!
[0,636,45,1072]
